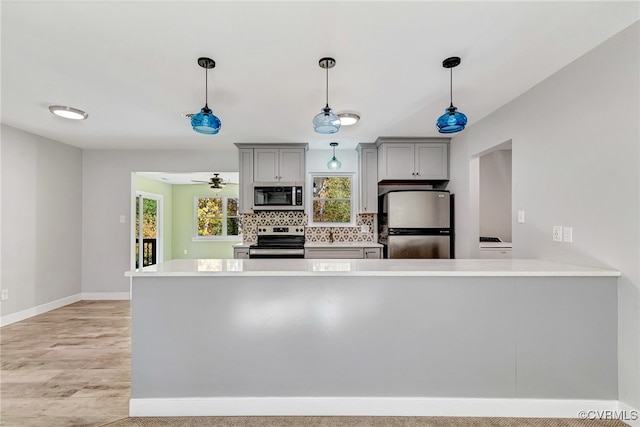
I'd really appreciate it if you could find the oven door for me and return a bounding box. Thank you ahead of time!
[249,247,305,259]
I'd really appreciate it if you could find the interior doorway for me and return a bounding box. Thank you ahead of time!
[134,191,163,268]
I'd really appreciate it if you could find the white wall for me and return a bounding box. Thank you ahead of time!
[81,149,238,296]
[449,22,639,413]
[1,125,83,317]
[479,149,512,242]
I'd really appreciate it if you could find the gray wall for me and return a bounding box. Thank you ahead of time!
[0,125,82,316]
[479,149,512,242]
[81,149,238,294]
[448,22,639,412]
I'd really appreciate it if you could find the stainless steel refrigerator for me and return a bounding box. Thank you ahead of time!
[379,190,454,259]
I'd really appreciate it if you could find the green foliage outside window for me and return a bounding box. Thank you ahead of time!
[312,176,351,223]
[197,197,240,237]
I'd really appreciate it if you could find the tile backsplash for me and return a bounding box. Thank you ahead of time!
[241,211,376,244]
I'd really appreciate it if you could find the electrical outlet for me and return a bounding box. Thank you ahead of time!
[360,225,370,233]
[1,290,8,301]
[517,210,525,224]
[183,249,188,255]
[553,226,563,242]
[563,227,573,243]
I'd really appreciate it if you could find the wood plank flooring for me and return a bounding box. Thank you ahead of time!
[1,301,131,427]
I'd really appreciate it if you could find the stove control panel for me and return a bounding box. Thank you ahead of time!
[256,225,305,236]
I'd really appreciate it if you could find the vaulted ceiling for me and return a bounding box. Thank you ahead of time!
[2,1,637,151]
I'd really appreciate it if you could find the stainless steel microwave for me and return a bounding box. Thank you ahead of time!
[252,183,304,211]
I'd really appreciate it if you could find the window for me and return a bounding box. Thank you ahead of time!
[194,196,241,240]
[310,174,354,226]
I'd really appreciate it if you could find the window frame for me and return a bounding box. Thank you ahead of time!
[307,173,356,227]
[192,195,242,242]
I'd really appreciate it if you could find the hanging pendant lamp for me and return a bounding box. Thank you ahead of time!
[327,142,342,170]
[191,57,221,135]
[313,57,341,134]
[436,56,467,134]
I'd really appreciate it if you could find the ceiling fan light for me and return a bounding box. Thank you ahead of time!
[313,107,341,134]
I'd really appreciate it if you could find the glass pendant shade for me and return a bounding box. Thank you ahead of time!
[327,142,341,170]
[436,105,467,134]
[327,156,342,170]
[313,107,341,134]
[191,104,221,134]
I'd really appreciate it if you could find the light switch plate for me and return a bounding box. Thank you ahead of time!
[563,227,573,243]
[517,210,525,224]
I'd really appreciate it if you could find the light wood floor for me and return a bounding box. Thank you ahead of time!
[1,300,131,427]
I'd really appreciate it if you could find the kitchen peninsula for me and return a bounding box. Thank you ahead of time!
[126,258,620,419]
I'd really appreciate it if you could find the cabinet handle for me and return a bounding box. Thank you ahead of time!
[415,172,420,176]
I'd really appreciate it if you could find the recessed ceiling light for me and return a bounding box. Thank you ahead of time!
[338,112,360,126]
[48,105,88,120]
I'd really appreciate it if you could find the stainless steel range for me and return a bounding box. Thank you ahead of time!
[249,225,305,259]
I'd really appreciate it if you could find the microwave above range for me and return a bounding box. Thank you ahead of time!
[253,183,304,211]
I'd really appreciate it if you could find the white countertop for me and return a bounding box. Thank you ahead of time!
[126,258,620,278]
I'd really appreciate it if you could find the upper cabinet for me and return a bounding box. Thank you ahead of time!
[356,143,378,214]
[376,137,450,181]
[253,147,305,183]
[235,143,308,213]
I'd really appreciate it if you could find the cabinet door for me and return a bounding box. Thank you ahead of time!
[364,248,381,259]
[378,144,415,180]
[278,148,305,182]
[359,148,378,213]
[233,247,250,259]
[238,149,254,213]
[415,143,448,179]
[305,248,364,259]
[253,149,279,182]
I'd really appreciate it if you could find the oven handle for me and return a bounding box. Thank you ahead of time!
[249,248,305,256]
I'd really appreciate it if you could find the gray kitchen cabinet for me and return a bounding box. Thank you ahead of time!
[376,137,450,181]
[356,143,378,213]
[238,148,254,213]
[253,147,305,183]
[305,246,382,259]
[233,247,250,259]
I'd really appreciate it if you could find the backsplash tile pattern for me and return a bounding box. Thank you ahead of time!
[241,212,375,244]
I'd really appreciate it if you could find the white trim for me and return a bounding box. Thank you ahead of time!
[129,397,618,418]
[618,401,640,427]
[0,294,81,327]
[81,292,131,300]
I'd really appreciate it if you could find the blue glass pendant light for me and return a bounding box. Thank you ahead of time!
[191,57,221,135]
[436,56,467,134]
[313,57,341,134]
[327,142,342,170]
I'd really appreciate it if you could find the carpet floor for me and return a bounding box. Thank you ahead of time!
[101,416,627,427]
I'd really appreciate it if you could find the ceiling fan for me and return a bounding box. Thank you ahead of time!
[191,173,227,191]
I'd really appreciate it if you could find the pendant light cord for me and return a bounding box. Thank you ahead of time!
[204,67,208,107]
[325,66,329,109]
[449,67,453,108]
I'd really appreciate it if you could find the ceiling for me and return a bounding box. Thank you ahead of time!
[2,1,638,152]
[137,171,239,185]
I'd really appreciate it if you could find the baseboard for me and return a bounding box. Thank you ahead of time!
[129,397,619,418]
[81,292,131,300]
[1,294,81,326]
[618,401,640,427]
